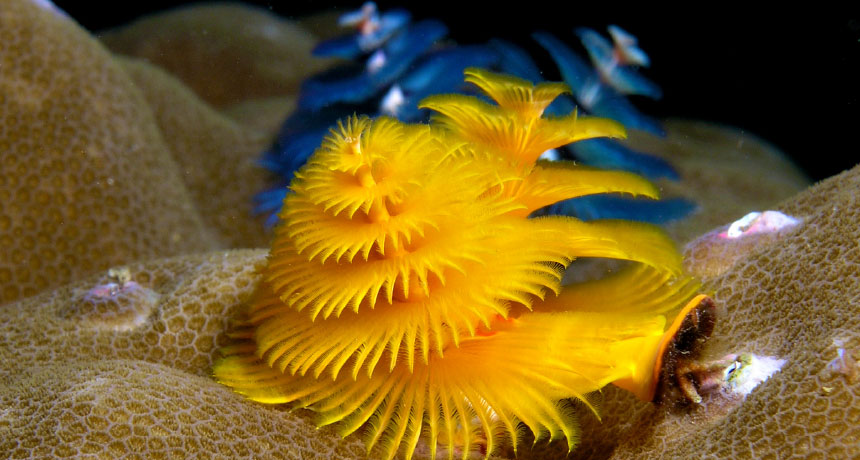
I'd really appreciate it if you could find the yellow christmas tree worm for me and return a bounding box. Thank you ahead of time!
[214,68,705,460]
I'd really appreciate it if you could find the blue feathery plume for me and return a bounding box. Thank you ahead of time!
[570,139,680,181]
[257,3,695,227]
[312,7,411,59]
[576,27,662,99]
[540,195,698,224]
[532,31,665,136]
[299,20,448,110]
[390,45,500,120]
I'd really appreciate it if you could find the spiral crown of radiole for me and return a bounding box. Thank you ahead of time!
[214,68,703,460]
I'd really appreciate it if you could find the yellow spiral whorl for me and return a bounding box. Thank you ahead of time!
[214,68,702,460]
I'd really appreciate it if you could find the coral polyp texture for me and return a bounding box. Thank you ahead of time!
[1,359,369,460]
[100,3,330,108]
[0,250,266,385]
[0,0,226,304]
[213,68,704,459]
[116,57,274,248]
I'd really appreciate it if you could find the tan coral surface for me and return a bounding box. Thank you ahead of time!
[117,57,273,248]
[0,250,266,383]
[222,96,298,140]
[0,359,368,460]
[0,0,219,305]
[682,216,802,279]
[100,3,331,108]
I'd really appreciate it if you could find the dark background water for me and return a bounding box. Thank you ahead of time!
[54,1,860,183]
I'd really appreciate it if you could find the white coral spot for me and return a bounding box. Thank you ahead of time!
[727,354,786,397]
[723,210,800,239]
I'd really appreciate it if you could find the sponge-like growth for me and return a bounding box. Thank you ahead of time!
[0,0,218,304]
[100,3,331,108]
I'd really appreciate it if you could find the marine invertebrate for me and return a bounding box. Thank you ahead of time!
[532,30,662,136]
[313,2,410,59]
[824,337,859,384]
[575,26,662,100]
[666,351,786,405]
[214,68,706,459]
[721,210,800,238]
[528,28,698,224]
[62,268,159,332]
